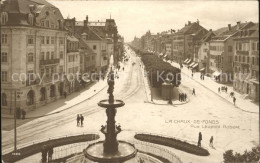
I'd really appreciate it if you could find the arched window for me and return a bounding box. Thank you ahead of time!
[1,12,8,25]
[40,87,46,101]
[28,14,34,25]
[27,90,34,105]
[1,93,7,106]
[50,85,55,97]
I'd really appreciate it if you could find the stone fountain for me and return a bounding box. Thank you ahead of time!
[83,67,137,163]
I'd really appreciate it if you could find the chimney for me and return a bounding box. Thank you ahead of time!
[209,29,212,32]
[237,21,241,30]
[188,21,191,25]
[228,24,231,30]
[84,15,88,27]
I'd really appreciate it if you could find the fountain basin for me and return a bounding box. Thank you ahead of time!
[84,140,137,162]
[98,100,125,108]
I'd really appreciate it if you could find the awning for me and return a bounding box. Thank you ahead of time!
[213,71,221,77]
[186,59,192,64]
[189,62,196,67]
[249,79,259,85]
[199,67,205,72]
[192,63,198,68]
[184,59,189,63]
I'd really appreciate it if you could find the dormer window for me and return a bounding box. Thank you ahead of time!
[1,12,8,25]
[28,14,34,25]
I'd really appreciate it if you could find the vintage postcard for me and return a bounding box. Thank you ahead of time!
[1,0,259,163]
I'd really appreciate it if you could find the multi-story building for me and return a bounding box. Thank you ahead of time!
[197,29,216,73]
[173,20,208,66]
[66,34,80,93]
[1,0,67,113]
[209,22,254,83]
[232,23,259,101]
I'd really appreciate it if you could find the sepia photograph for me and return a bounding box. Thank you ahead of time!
[1,0,259,162]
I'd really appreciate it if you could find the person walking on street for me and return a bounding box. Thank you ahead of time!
[77,114,80,126]
[218,87,220,93]
[233,97,236,105]
[226,87,228,93]
[179,93,181,101]
[80,114,84,127]
[191,73,193,78]
[198,132,202,147]
[48,148,53,162]
[21,109,26,120]
[192,88,195,95]
[184,93,187,101]
[209,136,214,148]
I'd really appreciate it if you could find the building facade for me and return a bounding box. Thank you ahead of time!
[1,0,67,113]
[232,23,259,101]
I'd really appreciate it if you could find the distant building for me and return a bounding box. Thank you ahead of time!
[209,22,254,83]
[1,0,67,113]
[173,20,208,66]
[232,23,259,101]
[197,29,216,73]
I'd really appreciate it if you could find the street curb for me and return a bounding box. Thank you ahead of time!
[144,99,189,106]
[182,72,258,114]
[1,82,108,120]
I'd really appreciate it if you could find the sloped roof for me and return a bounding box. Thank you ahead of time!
[75,25,103,40]
[211,22,254,41]
[201,31,216,42]
[2,0,56,13]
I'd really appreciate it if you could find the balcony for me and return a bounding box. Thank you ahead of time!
[40,59,60,65]
[236,51,249,55]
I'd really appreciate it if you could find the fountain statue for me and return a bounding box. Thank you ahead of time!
[83,66,137,162]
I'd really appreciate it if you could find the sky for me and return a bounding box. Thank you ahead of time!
[48,1,259,42]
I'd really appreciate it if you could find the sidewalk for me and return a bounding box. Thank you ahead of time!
[1,80,108,131]
[168,60,259,114]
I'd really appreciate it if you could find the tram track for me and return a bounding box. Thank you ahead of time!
[2,51,143,151]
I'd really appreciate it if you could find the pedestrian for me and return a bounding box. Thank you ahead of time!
[233,97,236,105]
[181,93,183,102]
[123,67,124,71]
[64,91,67,98]
[226,87,228,93]
[179,93,181,101]
[41,145,48,163]
[48,148,53,162]
[21,109,26,120]
[77,114,80,126]
[184,93,187,101]
[209,136,214,148]
[191,73,193,78]
[218,87,220,93]
[192,88,195,95]
[80,114,84,127]
[198,132,202,147]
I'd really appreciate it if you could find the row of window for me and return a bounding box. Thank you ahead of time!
[1,34,65,45]
[1,51,64,63]
[234,55,259,65]
[68,54,78,62]
[236,42,259,51]
[209,46,224,51]
[40,66,57,78]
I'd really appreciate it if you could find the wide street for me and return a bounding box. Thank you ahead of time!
[2,45,259,163]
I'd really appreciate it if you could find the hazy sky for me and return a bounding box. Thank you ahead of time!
[49,1,259,42]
